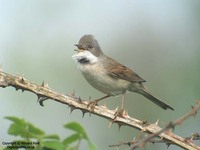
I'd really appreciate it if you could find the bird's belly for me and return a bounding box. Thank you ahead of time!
[79,64,130,96]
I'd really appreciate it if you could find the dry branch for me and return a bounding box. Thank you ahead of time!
[0,70,200,150]
[128,101,200,149]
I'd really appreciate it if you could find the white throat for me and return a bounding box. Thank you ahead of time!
[72,50,98,64]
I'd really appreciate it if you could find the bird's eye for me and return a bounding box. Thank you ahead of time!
[88,44,93,49]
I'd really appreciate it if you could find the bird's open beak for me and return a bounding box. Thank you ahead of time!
[74,44,85,52]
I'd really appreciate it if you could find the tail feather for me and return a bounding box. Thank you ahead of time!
[137,88,174,111]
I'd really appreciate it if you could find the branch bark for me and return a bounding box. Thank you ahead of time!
[0,70,199,150]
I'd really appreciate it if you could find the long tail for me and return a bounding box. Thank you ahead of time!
[137,86,174,110]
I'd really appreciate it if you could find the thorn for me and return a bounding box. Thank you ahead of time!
[130,137,136,146]
[128,138,134,147]
[21,88,25,92]
[39,100,44,107]
[20,77,25,83]
[37,94,44,106]
[108,120,114,128]
[41,81,49,88]
[114,107,119,112]
[38,99,44,107]
[117,122,123,131]
[155,119,159,125]
[166,143,171,148]
[142,120,148,125]
[41,81,44,87]
[69,106,76,114]
[44,83,49,88]
[124,110,129,117]
[15,87,19,91]
[78,96,82,102]
[37,94,42,102]
[37,94,48,106]
[81,110,87,118]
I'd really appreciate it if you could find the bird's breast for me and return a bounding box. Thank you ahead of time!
[79,62,131,96]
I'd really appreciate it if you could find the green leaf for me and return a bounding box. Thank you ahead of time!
[64,122,96,150]
[5,118,95,150]
[43,134,60,140]
[27,122,45,137]
[63,133,80,145]
[66,146,77,150]
[64,122,87,139]
[5,116,23,124]
[5,116,27,137]
[64,122,85,133]
[88,141,96,150]
[41,140,65,150]
[5,116,45,139]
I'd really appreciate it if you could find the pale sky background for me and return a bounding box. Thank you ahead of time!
[0,0,200,150]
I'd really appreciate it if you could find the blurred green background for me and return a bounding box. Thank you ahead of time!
[0,0,200,149]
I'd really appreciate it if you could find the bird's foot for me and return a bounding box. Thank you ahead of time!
[87,100,99,111]
[114,109,128,119]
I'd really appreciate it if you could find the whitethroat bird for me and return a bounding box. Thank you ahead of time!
[72,34,174,112]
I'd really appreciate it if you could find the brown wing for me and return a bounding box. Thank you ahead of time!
[104,56,145,82]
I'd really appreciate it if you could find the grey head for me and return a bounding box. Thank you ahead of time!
[75,34,103,57]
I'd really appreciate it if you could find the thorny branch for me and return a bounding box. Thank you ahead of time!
[109,101,200,149]
[109,133,200,149]
[0,70,200,150]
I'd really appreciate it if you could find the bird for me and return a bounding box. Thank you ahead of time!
[72,34,174,112]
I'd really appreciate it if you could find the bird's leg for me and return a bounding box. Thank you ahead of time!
[114,93,127,118]
[87,95,110,110]
[95,95,111,103]
[121,93,125,110]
